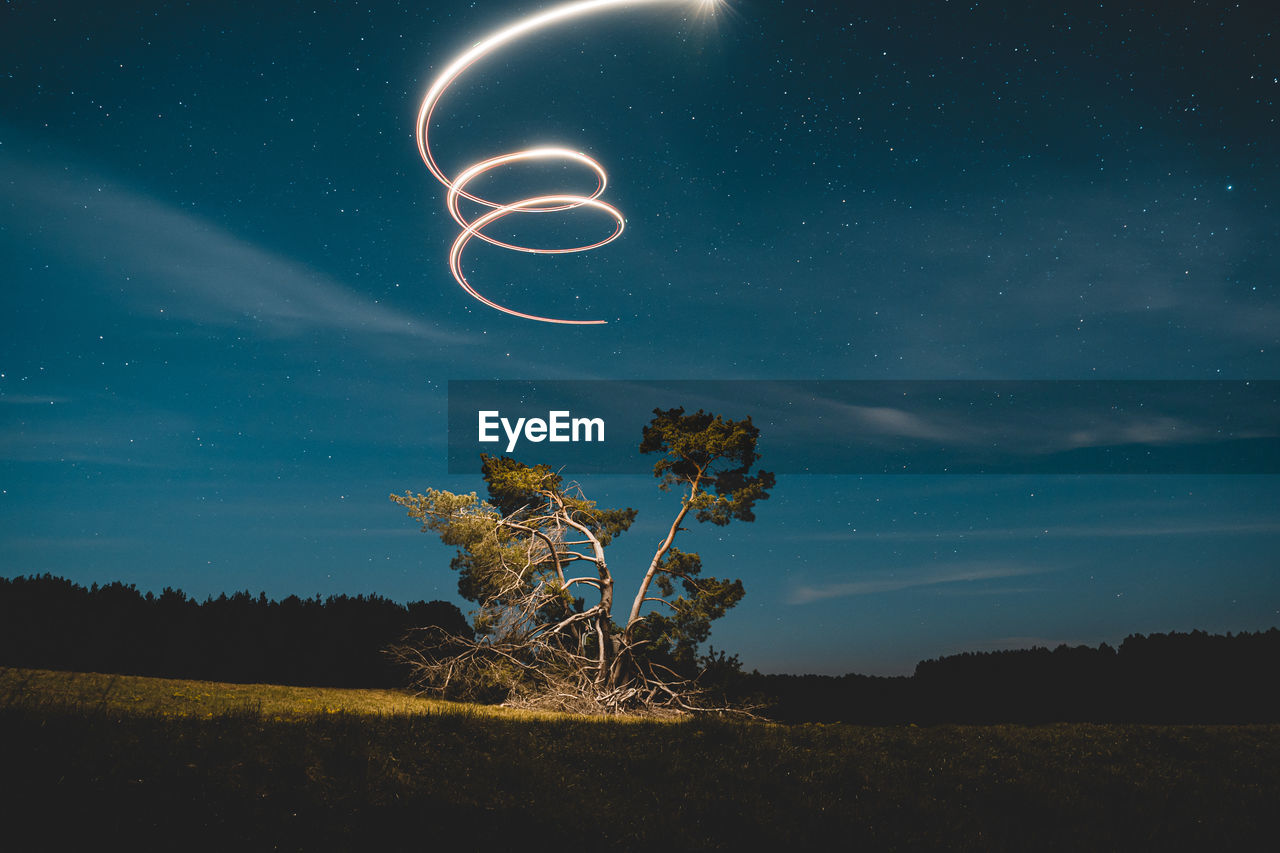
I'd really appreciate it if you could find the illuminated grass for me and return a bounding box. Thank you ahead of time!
[0,666,646,723]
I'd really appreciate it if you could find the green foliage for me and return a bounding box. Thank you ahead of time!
[393,458,638,611]
[389,488,520,605]
[480,454,637,543]
[479,454,565,516]
[639,548,745,672]
[640,407,775,524]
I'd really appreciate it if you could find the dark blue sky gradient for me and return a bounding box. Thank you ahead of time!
[2,0,1278,674]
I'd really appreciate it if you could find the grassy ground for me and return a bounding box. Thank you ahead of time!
[2,667,1278,851]
[0,666,597,720]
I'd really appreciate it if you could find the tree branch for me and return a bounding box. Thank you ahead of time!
[627,465,705,629]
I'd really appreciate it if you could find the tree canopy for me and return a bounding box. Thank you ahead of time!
[390,407,773,713]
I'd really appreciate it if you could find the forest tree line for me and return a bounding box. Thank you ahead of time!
[2,574,1277,721]
[0,574,470,687]
[732,629,1280,723]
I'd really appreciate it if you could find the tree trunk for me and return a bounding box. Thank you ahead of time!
[626,482,699,630]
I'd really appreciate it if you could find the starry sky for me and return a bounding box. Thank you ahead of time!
[2,0,1278,675]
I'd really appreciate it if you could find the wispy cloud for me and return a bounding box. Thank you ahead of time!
[767,382,1278,472]
[1062,417,1210,449]
[788,562,1050,604]
[824,403,967,442]
[1,147,470,345]
[800,519,1280,543]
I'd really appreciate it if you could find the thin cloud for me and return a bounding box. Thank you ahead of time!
[789,391,977,444]
[1,148,470,345]
[789,562,1049,604]
[800,519,1280,543]
[771,385,1264,458]
[832,403,966,442]
[1064,416,1209,449]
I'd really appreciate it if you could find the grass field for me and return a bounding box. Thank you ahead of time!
[2,666,1278,851]
[0,666,587,720]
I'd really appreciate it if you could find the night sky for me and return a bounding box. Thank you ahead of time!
[3,0,1278,675]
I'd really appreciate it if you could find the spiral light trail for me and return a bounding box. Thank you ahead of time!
[417,0,716,325]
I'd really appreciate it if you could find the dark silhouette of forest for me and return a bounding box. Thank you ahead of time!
[2,574,1277,721]
[733,630,1280,723]
[0,574,471,687]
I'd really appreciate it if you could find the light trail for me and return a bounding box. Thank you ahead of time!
[417,0,718,325]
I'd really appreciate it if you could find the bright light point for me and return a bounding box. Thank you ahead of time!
[1226,184,1234,191]
[694,0,726,21]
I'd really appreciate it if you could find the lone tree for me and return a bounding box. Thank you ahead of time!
[390,407,773,714]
